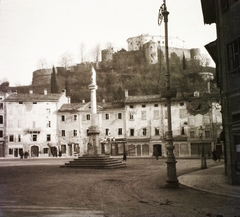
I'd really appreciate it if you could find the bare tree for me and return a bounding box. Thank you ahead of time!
[59,52,73,69]
[36,58,49,69]
[105,42,114,50]
[79,43,86,63]
[199,54,211,67]
[91,43,101,63]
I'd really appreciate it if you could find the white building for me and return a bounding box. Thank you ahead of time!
[126,34,185,51]
[4,89,70,158]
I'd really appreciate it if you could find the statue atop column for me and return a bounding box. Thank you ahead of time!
[90,66,96,85]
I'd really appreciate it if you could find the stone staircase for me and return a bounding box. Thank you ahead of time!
[61,155,126,169]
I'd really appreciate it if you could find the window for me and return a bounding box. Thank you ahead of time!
[205,131,210,138]
[0,115,3,124]
[61,130,65,137]
[190,131,195,138]
[86,114,91,120]
[19,102,23,104]
[118,128,122,135]
[47,121,51,128]
[9,148,13,155]
[32,134,37,141]
[73,130,77,137]
[141,111,146,120]
[142,128,147,136]
[105,128,109,136]
[0,130,3,138]
[142,104,146,108]
[73,115,78,121]
[105,114,110,120]
[180,102,184,106]
[130,105,134,109]
[43,148,49,154]
[130,113,134,120]
[118,113,122,119]
[18,135,21,142]
[155,128,160,136]
[9,135,14,142]
[33,102,37,104]
[0,103,3,109]
[227,37,240,71]
[47,134,51,141]
[130,129,134,136]
[61,115,65,121]
[154,104,158,107]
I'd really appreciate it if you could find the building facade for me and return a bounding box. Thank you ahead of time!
[201,0,240,184]
[124,91,222,158]
[4,89,70,158]
[58,101,126,157]
[3,88,222,159]
[0,92,6,157]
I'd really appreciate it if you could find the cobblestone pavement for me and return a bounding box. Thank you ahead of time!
[0,158,239,217]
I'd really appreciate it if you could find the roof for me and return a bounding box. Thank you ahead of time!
[58,103,87,112]
[201,0,216,24]
[4,92,64,102]
[125,94,162,104]
[59,101,125,112]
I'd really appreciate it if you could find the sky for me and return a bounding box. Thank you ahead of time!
[0,0,216,86]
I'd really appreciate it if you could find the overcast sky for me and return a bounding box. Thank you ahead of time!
[0,0,216,86]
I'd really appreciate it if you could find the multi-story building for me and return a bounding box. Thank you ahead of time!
[201,0,240,184]
[4,89,70,158]
[124,90,222,158]
[126,34,185,51]
[0,92,6,157]
[58,100,126,157]
[3,87,222,159]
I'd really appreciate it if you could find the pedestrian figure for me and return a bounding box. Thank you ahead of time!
[212,149,217,161]
[216,150,221,162]
[155,151,159,160]
[123,151,127,161]
[19,150,23,159]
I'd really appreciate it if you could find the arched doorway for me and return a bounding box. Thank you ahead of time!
[31,145,39,157]
[153,144,162,156]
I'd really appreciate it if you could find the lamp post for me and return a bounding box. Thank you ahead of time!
[199,126,207,169]
[158,0,178,188]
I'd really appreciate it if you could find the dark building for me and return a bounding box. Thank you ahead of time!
[201,0,240,184]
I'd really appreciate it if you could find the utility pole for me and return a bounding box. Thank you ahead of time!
[158,0,179,188]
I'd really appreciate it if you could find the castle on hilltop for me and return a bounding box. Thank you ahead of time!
[31,34,202,91]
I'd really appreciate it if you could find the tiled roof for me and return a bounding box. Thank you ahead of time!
[59,103,86,112]
[4,93,64,102]
[59,101,124,112]
[125,94,162,104]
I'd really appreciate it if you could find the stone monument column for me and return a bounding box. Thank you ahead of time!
[87,66,101,155]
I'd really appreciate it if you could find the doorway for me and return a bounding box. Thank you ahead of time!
[153,144,162,156]
[31,145,39,157]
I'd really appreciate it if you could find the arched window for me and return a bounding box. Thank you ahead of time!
[0,115,3,124]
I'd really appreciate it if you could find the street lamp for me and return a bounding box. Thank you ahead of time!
[199,126,207,169]
[158,0,179,188]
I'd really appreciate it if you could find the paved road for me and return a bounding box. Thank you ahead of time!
[0,158,239,217]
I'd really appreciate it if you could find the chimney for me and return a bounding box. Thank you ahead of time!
[125,89,128,98]
[82,99,85,103]
[102,99,105,103]
[29,89,33,94]
[44,88,47,95]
